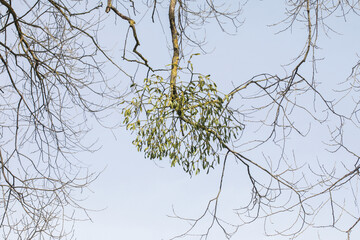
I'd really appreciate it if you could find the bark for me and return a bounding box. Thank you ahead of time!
[169,0,179,101]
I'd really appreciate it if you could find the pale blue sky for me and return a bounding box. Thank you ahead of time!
[67,1,360,239]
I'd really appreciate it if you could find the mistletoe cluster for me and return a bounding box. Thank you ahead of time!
[123,74,242,175]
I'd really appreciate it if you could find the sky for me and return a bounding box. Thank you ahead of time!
[9,1,360,240]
